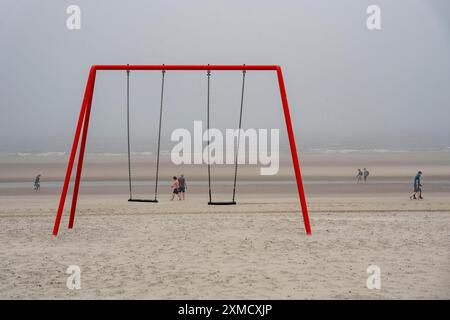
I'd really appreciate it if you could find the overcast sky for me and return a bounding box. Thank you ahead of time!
[0,0,449,153]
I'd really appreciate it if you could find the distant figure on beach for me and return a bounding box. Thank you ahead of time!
[33,174,41,192]
[356,169,363,183]
[363,168,370,183]
[410,171,423,200]
[170,176,181,200]
[178,174,187,200]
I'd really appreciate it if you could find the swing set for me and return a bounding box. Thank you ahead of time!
[52,65,311,236]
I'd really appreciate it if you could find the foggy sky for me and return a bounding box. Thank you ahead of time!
[0,0,449,153]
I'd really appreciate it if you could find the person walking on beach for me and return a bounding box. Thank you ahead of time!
[170,176,181,200]
[33,174,41,192]
[356,169,363,183]
[363,168,370,183]
[410,171,423,200]
[178,174,187,200]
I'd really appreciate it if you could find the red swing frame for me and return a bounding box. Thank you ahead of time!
[52,65,312,236]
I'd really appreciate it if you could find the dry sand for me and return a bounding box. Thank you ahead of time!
[0,152,449,299]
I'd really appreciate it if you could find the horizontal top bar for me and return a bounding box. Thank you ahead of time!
[93,65,280,71]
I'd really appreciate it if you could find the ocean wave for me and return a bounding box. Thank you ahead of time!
[306,148,410,154]
[4,152,67,157]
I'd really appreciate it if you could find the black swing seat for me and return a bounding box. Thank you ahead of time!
[128,198,158,203]
[208,201,236,205]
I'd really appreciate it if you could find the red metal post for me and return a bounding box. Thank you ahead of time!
[68,67,97,229]
[276,66,312,235]
[52,71,94,235]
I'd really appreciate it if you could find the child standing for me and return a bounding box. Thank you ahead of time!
[170,176,181,200]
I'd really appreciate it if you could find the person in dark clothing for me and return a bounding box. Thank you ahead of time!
[178,174,187,200]
[356,169,363,183]
[410,171,423,200]
[363,168,370,182]
[34,174,41,192]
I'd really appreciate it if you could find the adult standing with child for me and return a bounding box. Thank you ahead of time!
[178,174,187,200]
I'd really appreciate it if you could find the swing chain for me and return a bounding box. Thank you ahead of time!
[154,68,166,201]
[232,67,246,202]
[206,68,212,202]
[126,67,132,200]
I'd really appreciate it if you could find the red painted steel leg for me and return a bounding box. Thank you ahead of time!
[68,68,97,229]
[276,67,312,235]
[52,68,95,236]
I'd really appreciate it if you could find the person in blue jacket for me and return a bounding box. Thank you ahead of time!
[410,171,423,200]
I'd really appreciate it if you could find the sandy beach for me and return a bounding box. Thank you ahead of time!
[1,0,450,305]
[0,152,449,299]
